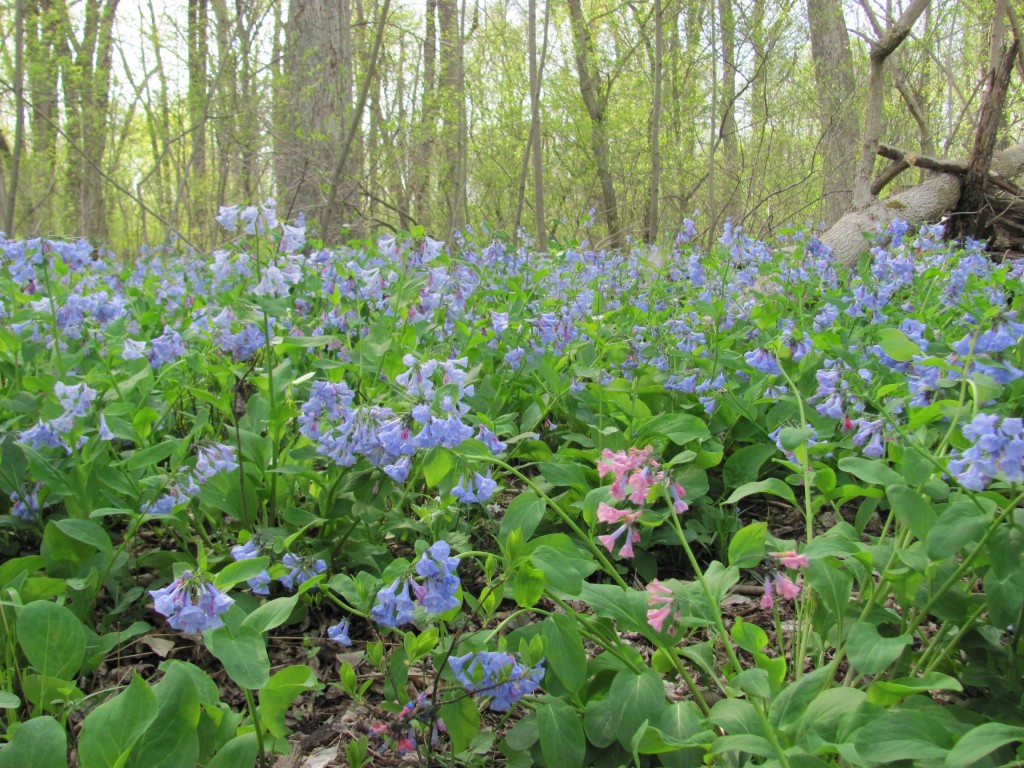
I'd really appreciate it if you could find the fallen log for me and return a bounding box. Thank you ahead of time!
[821,142,1024,266]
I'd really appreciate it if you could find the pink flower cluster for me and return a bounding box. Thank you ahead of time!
[595,447,688,559]
[760,549,809,610]
[646,580,681,634]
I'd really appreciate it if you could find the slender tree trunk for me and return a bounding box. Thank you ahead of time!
[566,0,623,250]
[528,0,546,248]
[647,0,662,243]
[27,0,60,231]
[412,0,438,230]
[806,0,859,224]
[5,0,27,235]
[853,0,931,207]
[438,0,465,235]
[716,0,739,224]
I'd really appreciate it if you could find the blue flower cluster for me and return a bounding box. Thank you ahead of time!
[448,651,545,711]
[141,442,238,516]
[18,380,102,453]
[299,356,504,487]
[371,541,461,627]
[149,570,234,633]
[949,414,1024,491]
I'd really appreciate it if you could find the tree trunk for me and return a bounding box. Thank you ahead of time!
[806,0,859,225]
[528,0,546,248]
[437,0,466,236]
[566,0,623,250]
[647,0,662,243]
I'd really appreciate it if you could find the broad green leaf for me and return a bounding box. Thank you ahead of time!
[0,715,67,768]
[438,693,480,755]
[542,613,586,693]
[885,485,937,540]
[637,413,710,446]
[583,698,617,748]
[125,663,201,768]
[77,675,158,768]
[945,722,1024,768]
[240,595,298,633]
[214,557,270,590]
[0,691,20,708]
[609,667,666,748]
[204,625,270,690]
[422,447,453,487]
[866,672,961,707]
[723,444,778,490]
[498,491,545,546]
[927,502,989,559]
[731,617,768,654]
[17,601,86,680]
[769,665,834,730]
[851,709,951,763]
[53,519,112,554]
[846,622,911,675]
[205,733,260,768]
[709,734,776,758]
[258,665,317,739]
[728,522,767,569]
[778,427,815,451]
[877,328,922,362]
[508,563,545,608]
[536,697,585,768]
[724,478,796,505]
[837,457,903,487]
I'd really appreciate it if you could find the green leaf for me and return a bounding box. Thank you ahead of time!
[53,519,112,554]
[866,672,962,707]
[877,328,922,362]
[609,667,666,748]
[258,665,317,739]
[439,693,480,755]
[945,722,1024,768]
[125,663,201,768]
[17,601,86,680]
[240,595,298,633]
[0,715,67,768]
[885,485,937,540]
[0,691,20,708]
[769,665,834,730]
[583,698,617,748]
[637,413,710,446]
[422,447,453,487]
[846,622,911,675]
[731,618,768,654]
[537,461,591,489]
[728,522,767,569]
[204,625,270,690]
[125,439,181,471]
[542,614,586,693]
[724,478,796,505]
[927,501,989,559]
[852,709,951,763]
[214,557,270,590]
[508,564,545,608]
[723,444,779,491]
[536,697,585,768]
[778,427,815,451]
[837,457,903,486]
[498,491,545,547]
[205,734,259,768]
[77,675,159,768]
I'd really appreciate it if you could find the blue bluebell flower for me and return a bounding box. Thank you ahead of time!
[371,578,417,627]
[448,651,545,711]
[279,553,327,590]
[150,570,234,633]
[328,619,353,647]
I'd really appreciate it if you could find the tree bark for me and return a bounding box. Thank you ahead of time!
[805,0,859,225]
[566,0,623,250]
[647,0,663,244]
[528,0,546,248]
[853,0,931,207]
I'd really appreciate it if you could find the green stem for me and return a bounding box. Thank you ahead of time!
[475,455,629,589]
[244,687,267,767]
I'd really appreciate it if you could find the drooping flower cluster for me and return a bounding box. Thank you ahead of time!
[646,580,682,634]
[328,619,352,647]
[142,443,238,516]
[948,414,1024,491]
[370,541,461,627]
[149,570,234,633]
[594,447,687,559]
[760,550,808,610]
[17,380,101,453]
[448,651,545,711]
